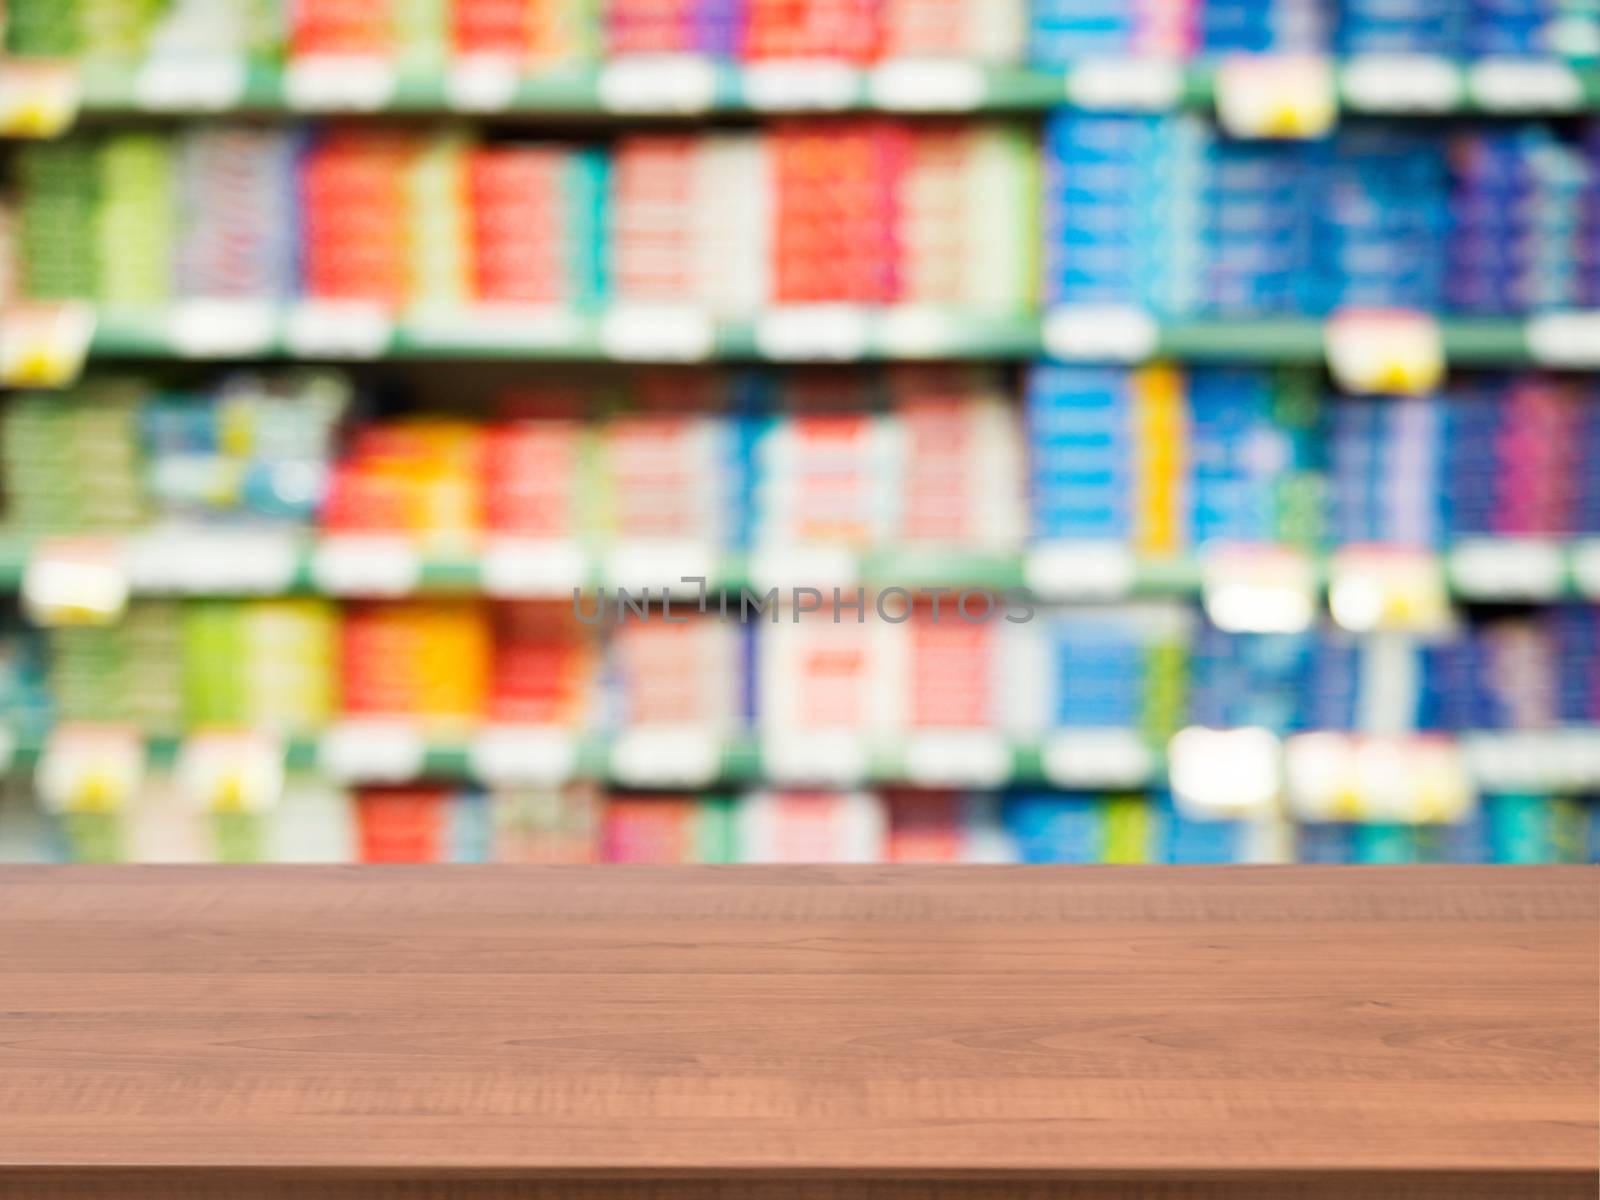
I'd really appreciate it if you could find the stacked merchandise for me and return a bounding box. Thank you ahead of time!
[141,372,351,525]
[1042,114,1599,317]
[322,418,488,547]
[11,780,1592,864]
[608,134,771,316]
[11,122,1033,315]
[9,591,1597,747]
[445,0,599,64]
[1029,605,1191,742]
[1,373,348,534]
[888,367,1027,548]
[180,599,338,731]
[1029,1,1197,61]
[1028,365,1600,548]
[7,1,1598,63]
[0,383,148,533]
[1028,0,1600,61]
[1448,127,1600,315]
[1,0,1024,62]
[1026,365,1322,552]
[2,0,278,59]
[1323,375,1598,546]
[46,602,184,732]
[604,0,745,55]
[341,600,490,728]
[6,365,1599,555]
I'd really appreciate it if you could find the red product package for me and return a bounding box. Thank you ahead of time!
[290,0,395,57]
[884,790,968,862]
[453,0,533,57]
[772,121,907,304]
[601,795,701,863]
[299,131,417,305]
[743,0,882,61]
[907,607,993,728]
[468,146,568,304]
[483,420,585,535]
[606,0,693,53]
[489,601,595,725]
[356,788,447,863]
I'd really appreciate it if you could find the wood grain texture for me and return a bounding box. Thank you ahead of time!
[0,866,1594,1199]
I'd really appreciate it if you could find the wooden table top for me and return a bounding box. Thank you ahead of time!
[0,865,1595,1200]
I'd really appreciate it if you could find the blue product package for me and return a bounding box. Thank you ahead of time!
[448,790,493,863]
[1297,821,1359,863]
[1488,793,1553,863]
[1160,798,1248,863]
[1355,823,1422,863]
[1002,793,1103,863]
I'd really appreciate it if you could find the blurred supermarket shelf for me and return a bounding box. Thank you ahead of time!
[2,531,1598,606]
[7,722,1600,797]
[4,303,1599,385]
[4,56,1600,134]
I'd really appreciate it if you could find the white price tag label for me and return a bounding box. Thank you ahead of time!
[1041,304,1158,362]
[598,55,718,113]
[283,300,392,359]
[1492,731,1600,792]
[311,536,422,597]
[610,725,722,788]
[1328,546,1451,634]
[1551,730,1600,791]
[177,731,284,814]
[0,60,81,137]
[867,60,985,111]
[444,56,521,111]
[762,730,870,787]
[755,306,871,361]
[1201,544,1317,634]
[749,544,858,592]
[470,726,579,787]
[1572,541,1600,600]
[23,538,129,627]
[1340,54,1461,112]
[744,60,859,110]
[605,539,715,595]
[1065,57,1183,110]
[169,299,276,358]
[875,307,960,357]
[319,721,426,784]
[1215,54,1337,138]
[407,304,583,351]
[1170,727,1281,819]
[1325,309,1444,396]
[133,56,247,111]
[1286,733,1472,824]
[127,529,300,595]
[1469,59,1583,112]
[37,724,144,815]
[285,54,398,110]
[1448,538,1566,600]
[1041,729,1154,789]
[0,302,95,387]
[599,305,716,362]
[1526,311,1600,368]
[481,537,587,598]
[1462,730,1600,793]
[901,730,1012,788]
[1024,541,1138,601]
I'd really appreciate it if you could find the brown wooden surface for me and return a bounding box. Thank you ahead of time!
[0,865,1594,1199]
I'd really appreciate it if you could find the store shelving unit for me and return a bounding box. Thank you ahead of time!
[1,12,1599,865]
